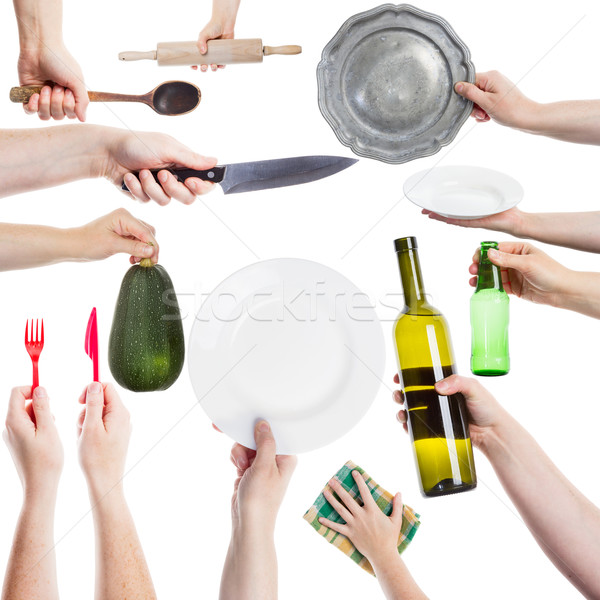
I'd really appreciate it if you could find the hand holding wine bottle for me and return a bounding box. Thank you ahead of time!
[392,373,507,450]
[393,374,600,599]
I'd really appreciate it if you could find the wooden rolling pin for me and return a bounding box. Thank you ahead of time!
[118,39,302,66]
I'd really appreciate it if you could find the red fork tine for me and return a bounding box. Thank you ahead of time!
[24,319,28,345]
[41,319,44,345]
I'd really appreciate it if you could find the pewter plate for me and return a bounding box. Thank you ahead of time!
[317,4,475,164]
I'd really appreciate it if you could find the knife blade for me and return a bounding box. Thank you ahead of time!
[121,155,358,194]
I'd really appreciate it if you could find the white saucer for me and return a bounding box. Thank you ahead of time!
[188,258,386,454]
[403,165,524,219]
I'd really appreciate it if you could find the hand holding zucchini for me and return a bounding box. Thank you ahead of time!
[109,257,185,391]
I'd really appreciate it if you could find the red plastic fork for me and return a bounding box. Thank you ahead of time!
[25,319,44,392]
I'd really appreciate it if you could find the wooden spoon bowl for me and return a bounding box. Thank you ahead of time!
[150,81,201,115]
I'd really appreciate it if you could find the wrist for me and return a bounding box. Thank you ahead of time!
[211,9,237,33]
[506,209,530,238]
[517,100,550,134]
[86,125,120,180]
[18,30,64,53]
[87,479,126,507]
[476,411,518,462]
[23,480,60,508]
[368,546,402,572]
[233,513,276,538]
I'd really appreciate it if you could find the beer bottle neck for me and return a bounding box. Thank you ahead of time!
[476,242,504,292]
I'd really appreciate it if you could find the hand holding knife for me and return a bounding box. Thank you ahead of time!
[121,155,357,195]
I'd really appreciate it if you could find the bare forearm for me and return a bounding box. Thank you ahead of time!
[211,0,240,27]
[555,270,600,319]
[2,490,59,600]
[525,100,600,145]
[13,0,62,48]
[0,126,110,198]
[371,552,428,600]
[91,488,156,600]
[519,211,600,253]
[0,224,88,271]
[481,415,600,598]
[220,524,277,600]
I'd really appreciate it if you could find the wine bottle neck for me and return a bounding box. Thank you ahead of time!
[476,243,504,292]
[397,248,426,307]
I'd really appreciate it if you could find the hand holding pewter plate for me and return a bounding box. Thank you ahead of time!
[317,4,475,164]
[188,259,385,454]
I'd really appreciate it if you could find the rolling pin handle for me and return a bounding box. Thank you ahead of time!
[118,50,158,61]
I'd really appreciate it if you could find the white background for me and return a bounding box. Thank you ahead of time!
[0,0,599,598]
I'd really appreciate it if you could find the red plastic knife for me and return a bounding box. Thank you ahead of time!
[84,307,99,382]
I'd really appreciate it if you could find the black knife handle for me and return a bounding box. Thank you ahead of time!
[121,166,226,192]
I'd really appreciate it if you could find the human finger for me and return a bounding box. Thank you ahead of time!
[37,86,52,120]
[318,516,350,536]
[157,170,198,205]
[323,487,354,523]
[50,86,66,120]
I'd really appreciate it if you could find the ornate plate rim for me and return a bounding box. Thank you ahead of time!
[317,3,475,164]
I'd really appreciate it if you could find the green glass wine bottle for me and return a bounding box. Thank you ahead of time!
[393,236,477,498]
[470,241,510,376]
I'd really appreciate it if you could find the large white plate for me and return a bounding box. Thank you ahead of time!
[404,165,524,219]
[188,259,385,454]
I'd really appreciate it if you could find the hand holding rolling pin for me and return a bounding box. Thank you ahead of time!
[195,0,241,72]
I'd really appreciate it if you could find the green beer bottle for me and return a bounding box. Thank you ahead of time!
[393,237,477,497]
[470,241,510,376]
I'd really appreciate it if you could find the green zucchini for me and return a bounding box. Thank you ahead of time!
[108,258,185,392]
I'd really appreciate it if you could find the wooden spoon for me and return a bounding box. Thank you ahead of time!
[9,80,201,116]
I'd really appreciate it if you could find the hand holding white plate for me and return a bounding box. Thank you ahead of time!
[188,259,386,454]
[404,165,524,220]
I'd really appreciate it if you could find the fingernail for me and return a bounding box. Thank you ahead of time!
[436,380,448,391]
[455,83,464,93]
[124,174,134,185]
[237,454,248,469]
[158,171,168,183]
[88,382,102,394]
[200,45,206,52]
[258,420,270,432]
[140,171,149,180]
[33,387,47,399]
[41,86,51,96]
[143,245,153,256]
[488,249,498,258]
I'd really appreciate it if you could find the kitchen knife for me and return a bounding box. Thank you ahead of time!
[121,155,358,195]
[119,39,301,67]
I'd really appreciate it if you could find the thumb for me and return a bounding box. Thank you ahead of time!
[454,81,491,111]
[67,78,89,123]
[197,32,209,54]
[82,382,105,427]
[435,374,482,400]
[253,420,277,467]
[172,147,218,171]
[390,492,404,525]
[31,387,54,430]
[115,238,156,262]
[487,248,528,273]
